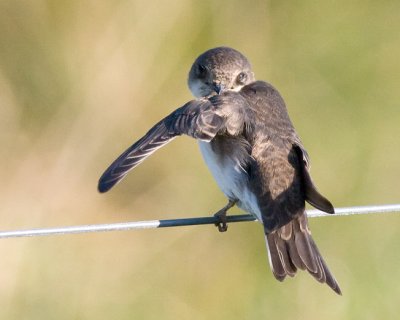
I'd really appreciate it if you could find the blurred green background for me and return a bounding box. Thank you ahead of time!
[1,0,399,319]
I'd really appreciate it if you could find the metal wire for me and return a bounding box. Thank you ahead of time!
[0,203,399,239]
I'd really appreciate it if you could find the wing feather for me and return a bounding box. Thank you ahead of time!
[293,144,334,214]
[98,99,224,192]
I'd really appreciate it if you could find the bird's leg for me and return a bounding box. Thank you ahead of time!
[213,199,237,232]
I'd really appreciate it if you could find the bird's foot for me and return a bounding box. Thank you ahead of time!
[214,209,228,232]
[213,199,237,233]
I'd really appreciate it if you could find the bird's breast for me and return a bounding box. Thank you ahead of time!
[198,137,262,221]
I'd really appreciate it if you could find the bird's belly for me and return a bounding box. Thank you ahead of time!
[198,141,262,221]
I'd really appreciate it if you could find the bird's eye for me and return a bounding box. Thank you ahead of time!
[236,72,247,84]
[197,64,207,77]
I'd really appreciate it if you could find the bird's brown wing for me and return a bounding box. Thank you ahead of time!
[293,143,334,213]
[255,142,339,294]
[238,81,340,294]
[98,99,225,193]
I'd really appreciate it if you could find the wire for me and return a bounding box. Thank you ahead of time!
[0,204,399,239]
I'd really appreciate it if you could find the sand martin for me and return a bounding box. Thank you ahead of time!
[98,47,341,294]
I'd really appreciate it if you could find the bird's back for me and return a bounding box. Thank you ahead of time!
[238,81,306,232]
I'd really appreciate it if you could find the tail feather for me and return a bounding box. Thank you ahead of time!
[309,237,342,294]
[293,218,318,273]
[286,234,306,270]
[274,234,297,277]
[266,235,287,281]
[265,213,341,295]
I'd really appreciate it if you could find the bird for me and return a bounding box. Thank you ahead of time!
[98,46,341,295]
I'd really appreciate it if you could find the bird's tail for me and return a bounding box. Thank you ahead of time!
[265,213,341,295]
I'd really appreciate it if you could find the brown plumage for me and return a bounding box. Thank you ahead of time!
[266,214,340,294]
[98,47,341,294]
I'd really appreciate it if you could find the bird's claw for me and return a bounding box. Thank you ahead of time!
[214,210,228,232]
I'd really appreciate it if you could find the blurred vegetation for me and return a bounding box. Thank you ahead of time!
[0,0,399,319]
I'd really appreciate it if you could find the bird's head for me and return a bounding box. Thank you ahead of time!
[188,47,255,98]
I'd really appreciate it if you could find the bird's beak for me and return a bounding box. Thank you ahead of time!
[213,82,225,95]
